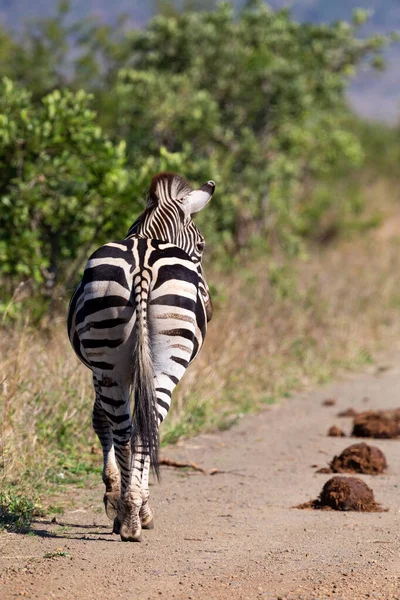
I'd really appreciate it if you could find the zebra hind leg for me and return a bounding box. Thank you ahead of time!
[92,384,120,520]
[95,376,146,542]
[138,384,175,530]
[112,441,154,532]
[140,455,154,529]
[113,437,144,542]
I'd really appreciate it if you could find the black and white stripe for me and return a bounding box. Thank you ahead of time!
[67,173,214,541]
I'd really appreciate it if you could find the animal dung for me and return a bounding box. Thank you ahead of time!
[295,476,385,512]
[352,409,400,439]
[327,425,345,437]
[322,398,336,407]
[318,477,384,512]
[337,408,359,417]
[317,443,387,475]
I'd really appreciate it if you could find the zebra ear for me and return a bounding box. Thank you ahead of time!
[185,180,215,215]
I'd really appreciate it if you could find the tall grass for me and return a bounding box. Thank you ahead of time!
[1,181,400,501]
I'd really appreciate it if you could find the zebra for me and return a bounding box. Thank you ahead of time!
[67,172,215,541]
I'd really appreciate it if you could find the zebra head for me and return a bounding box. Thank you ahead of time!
[128,173,215,265]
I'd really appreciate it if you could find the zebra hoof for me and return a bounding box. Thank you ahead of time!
[112,516,121,535]
[120,524,142,542]
[104,492,119,520]
[141,518,154,530]
[121,534,142,542]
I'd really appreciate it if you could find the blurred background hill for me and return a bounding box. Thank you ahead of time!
[0,0,399,122]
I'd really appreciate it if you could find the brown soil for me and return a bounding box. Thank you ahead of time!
[296,476,384,512]
[327,424,345,437]
[352,409,400,439]
[322,398,337,406]
[317,442,387,475]
[2,361,400,599]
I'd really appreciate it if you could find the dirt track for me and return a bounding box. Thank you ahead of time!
[2,359,400,600]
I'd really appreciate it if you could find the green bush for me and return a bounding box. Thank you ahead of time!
[0,2,396,308]
[110,2,385,253]
[0,79,133,292]
[0,490,43,532]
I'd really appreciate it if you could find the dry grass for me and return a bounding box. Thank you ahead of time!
[2,190,400,500]
[0,319,97,502]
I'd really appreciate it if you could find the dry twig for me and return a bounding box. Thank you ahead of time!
[159,456,221,475]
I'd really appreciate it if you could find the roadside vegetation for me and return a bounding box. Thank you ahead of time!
[1,1,400,524]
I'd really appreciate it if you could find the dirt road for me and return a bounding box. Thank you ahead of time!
[1,359,400,600]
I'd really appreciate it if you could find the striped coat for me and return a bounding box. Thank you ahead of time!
[67,173,214,541]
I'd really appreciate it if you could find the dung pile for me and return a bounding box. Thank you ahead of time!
[295,476,384,512]
[352,409,400,439]
[327,425,345,437]
[317,443,387,475]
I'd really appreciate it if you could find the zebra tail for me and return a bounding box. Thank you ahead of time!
[131,279,160,480]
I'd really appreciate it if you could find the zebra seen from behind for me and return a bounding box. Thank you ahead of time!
[67,173,215,542]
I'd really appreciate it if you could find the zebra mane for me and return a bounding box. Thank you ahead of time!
[148,172,192,208]
[126,173,193,238]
